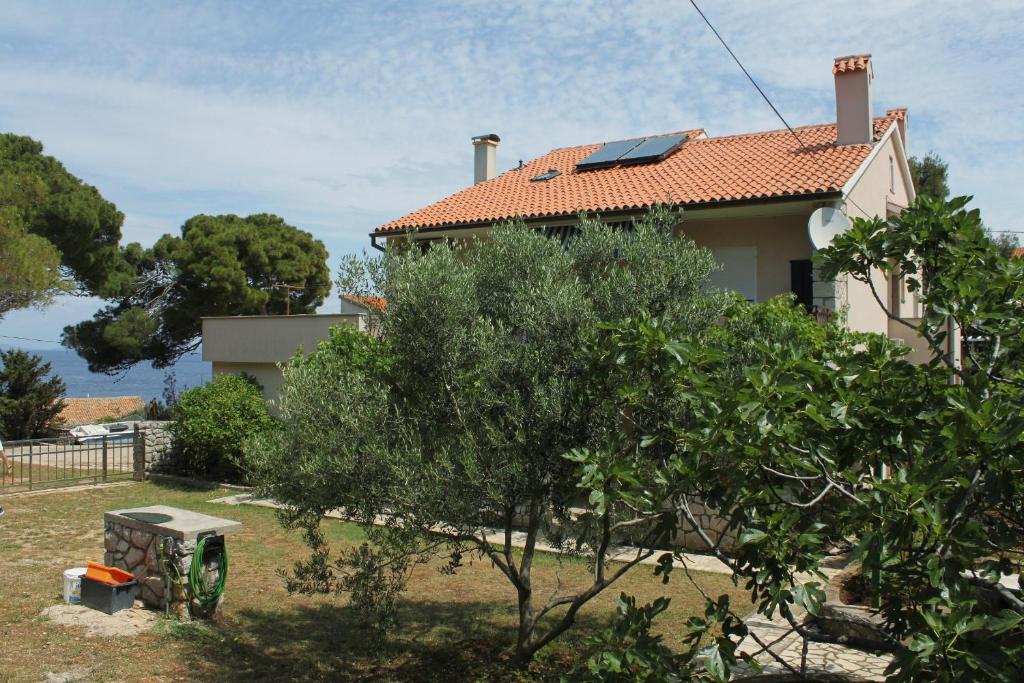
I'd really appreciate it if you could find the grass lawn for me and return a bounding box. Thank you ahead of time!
[1,463,115,494]
[0,481,750,682]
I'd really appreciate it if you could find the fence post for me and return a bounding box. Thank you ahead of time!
[133,424,145,481]
[28,442,33,491]
[102,436,108,483]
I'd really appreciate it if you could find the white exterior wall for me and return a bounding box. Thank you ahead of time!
[202,313,362,401]
[843,131,913,336]
[679,206,817,303]
[842,128,958,367]
[202,314,361,364]
[211,361,288,402]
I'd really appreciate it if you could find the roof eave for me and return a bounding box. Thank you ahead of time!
[840,121,915,208]
[369,190,844,239]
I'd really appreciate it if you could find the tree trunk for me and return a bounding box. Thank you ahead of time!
[514,584,535,666]
[512,496,543,667]
[506,502,649,667]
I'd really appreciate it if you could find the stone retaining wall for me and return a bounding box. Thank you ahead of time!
[671,498,738,554]
[132,421,174,474]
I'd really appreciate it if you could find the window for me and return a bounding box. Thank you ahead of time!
[709,247,757,302]
[530,169,561,182]
[790,259,813,312]
[889,267,911,317]
[415,238,446,254]
[890,272,901,317]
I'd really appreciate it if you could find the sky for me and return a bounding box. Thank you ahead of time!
[2,0,1023,348]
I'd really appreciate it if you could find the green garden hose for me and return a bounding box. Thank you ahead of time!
[189,535,228,608]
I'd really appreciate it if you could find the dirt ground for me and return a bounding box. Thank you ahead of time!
[39,603,159,638]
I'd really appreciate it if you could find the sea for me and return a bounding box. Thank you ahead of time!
[8,347,211,400]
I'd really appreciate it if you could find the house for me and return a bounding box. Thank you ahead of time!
[56,396,144,428]
[202,53,952,398]
[339,294,386,318]
[372,54,951,366]
[201,305,374,401]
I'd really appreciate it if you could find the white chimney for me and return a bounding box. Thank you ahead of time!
[472,133,500,184]
[833,54,873,145]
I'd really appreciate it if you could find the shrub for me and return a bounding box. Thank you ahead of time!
[170,374,275,481]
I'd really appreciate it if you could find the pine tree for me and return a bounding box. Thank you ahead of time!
[0,350,66,439]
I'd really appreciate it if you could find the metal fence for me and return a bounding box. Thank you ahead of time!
[1,429,141,493]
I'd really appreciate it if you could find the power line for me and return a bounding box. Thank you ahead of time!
[0,333,62,344]
[687,0,809,150]
[687,0,874,219]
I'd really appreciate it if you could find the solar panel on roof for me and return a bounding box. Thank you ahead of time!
[618,134,688,165]
[575,138,645,170]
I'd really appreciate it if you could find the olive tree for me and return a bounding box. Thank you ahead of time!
[577,196,1023,681]
[249,207,726,664]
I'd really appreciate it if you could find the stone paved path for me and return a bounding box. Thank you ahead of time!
[210,492,745,576]
[732,607,892,681]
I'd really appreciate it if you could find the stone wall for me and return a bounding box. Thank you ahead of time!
[812,266,849,319]
[104,516,183,617]
[132,421,174,475]
[671,498,738,554]
[103,517,220,619]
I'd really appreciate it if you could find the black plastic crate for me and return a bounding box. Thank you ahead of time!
[80,575,139,615]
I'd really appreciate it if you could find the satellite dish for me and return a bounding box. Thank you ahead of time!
[808,207,851,250]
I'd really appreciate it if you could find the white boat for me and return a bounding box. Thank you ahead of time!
[69,424,110,443]
[69,422,133,444]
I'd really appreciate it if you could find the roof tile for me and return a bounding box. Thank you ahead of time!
[341,294,387,312]
[833,54,872,75]
[56,396,144,427]
[377,115,900,233]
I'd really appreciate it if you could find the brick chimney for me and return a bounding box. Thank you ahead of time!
[472,133,500,184]
[833,54,873,145]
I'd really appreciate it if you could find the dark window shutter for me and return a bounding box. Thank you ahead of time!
[790,259,813,311]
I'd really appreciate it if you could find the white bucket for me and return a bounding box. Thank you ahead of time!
[63,567,87,604]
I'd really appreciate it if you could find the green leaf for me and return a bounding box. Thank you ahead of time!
[700,644,729,682]
[737,529,767,546]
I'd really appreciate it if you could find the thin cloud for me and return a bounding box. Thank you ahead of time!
[0,0,1021,345]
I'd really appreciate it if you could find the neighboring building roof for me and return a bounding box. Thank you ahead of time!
[1011,247,1024,259]
[56,396,144,427]
[833,54,872,74]
[340,294,387,313]
[376,114,900,234]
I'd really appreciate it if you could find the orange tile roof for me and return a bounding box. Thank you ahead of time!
[376,115,900,234]
[341,294,387,312]
[1011,247,1024,260]
[56,396,144,427]
[833,54,872,75]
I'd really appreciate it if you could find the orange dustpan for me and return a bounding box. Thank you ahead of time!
[85,561,134,586]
